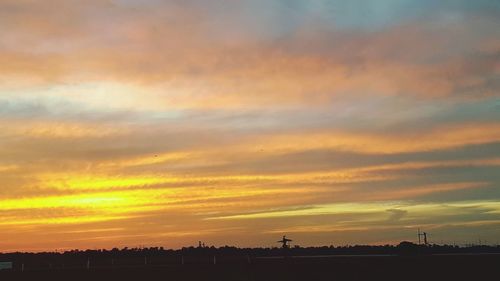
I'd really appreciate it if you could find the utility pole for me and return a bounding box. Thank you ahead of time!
[418,228,421,245]
[418,229,428,245]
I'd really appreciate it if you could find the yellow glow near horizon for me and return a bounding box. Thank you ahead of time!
[209,200,500,221]
[41,174,169,190]
[37,167,391,192]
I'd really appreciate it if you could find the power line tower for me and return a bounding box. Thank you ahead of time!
[418,228,429,245]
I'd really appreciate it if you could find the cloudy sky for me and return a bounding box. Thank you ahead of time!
[0,0,499,252]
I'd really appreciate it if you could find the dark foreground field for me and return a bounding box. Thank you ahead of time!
[1,254,500,281]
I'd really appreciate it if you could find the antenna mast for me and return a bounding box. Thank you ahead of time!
[418,228,421,245]
[418,228,429,245]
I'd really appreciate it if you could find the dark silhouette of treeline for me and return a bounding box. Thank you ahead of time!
[2,242,500,281]
[2,241,500,262]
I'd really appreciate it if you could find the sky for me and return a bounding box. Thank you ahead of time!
[0,0,499,252]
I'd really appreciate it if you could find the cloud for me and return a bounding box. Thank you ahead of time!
[0,1,499,111]
[386,209,408,221]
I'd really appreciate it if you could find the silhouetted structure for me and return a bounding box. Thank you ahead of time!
[277,236,292,249]
[418,229,429,245]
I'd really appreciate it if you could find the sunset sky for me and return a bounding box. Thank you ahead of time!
[1,0,500,252]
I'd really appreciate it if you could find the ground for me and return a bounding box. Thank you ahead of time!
[1,254,499,280]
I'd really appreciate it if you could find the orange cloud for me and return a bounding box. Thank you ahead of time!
[1,3,498,110]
